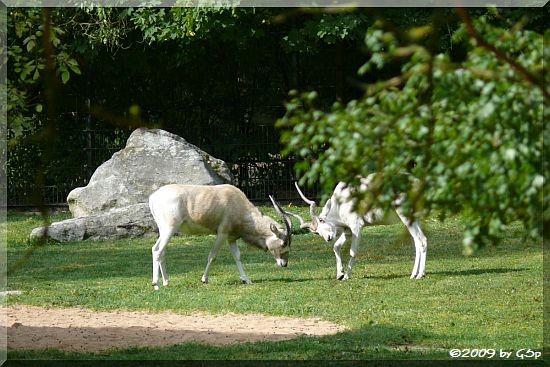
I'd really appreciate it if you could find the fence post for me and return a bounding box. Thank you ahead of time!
[85,88,93,181]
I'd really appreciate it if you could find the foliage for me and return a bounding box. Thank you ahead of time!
[5,7,373,141]
[7,8,82,140]
[129,7,268,45]
[6,211,543,360]
[278,10,546,252]
[281,11,369,53]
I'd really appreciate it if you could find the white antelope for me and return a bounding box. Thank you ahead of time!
[292,174,427,280]
[148,184,292,289]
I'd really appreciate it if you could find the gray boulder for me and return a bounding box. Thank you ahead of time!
[30,203,155,242]
[68,128,233,218]
[31,128,233,242]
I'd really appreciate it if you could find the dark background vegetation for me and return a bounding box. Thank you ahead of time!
[7,7,373,205]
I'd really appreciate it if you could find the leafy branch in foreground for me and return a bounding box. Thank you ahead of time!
[278,9,545,253]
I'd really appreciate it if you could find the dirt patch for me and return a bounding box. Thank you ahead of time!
[3,305,346,353]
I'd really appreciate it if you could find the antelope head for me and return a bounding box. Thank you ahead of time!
[290,182,319,232]
[268,195,292,267]
[291,182,337,242]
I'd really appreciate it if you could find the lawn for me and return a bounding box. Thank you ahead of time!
[3,207,544,361]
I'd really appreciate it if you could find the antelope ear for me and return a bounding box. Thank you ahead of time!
[300,223,312,230]
[287,210,312,231]
[308,219,319,233]
[270,223,282,237]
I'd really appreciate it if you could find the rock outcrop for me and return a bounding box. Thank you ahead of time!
[68,128,232,218]
[30,203,155,242]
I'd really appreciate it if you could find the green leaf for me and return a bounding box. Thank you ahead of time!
[68,60,81,75]
[61,70,70,84]
[26,39,36,52]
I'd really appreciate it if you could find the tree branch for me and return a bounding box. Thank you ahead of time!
[455,7,548,101]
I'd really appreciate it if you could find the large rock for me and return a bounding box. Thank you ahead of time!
[68,128,233,218]
[30,203,155,242]
[31,128,233,242]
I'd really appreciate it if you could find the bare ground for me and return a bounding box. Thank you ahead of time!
[2,305,346,353]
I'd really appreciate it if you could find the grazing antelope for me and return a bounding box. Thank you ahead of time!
[291,174,427,280]
[148,184,292,289]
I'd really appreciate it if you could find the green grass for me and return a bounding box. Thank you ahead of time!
[4,208,544,361]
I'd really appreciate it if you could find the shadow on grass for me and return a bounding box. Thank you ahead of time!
[364,273,413,281]
[365,267,529,280]
[430,267,528,277]
[251,275,331,284]
[6,322,441,361]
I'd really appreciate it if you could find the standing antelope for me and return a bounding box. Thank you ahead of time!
[292,174,427,280]
[149,184,292,289]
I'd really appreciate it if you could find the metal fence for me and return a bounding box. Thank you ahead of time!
[6,122,320,209]
[89,124,322,203]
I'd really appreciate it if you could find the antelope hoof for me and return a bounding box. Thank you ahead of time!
[342,274,350,281]
[153,284,160,291]
[337,273,345,281]
[201,276,208,284]
[241,278,253,285]
[414,273,425,280]
[163,280,169,286]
